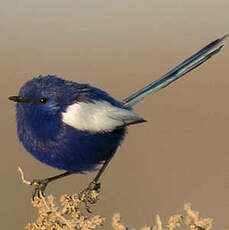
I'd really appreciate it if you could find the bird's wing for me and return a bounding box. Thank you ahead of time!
[123,34,228,107]
[62,100,145,133]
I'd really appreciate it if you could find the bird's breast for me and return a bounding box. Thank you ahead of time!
[17,108,126,172]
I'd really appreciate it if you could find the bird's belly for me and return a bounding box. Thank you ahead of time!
[21,125,126,173]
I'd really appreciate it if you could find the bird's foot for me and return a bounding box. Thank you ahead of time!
[79,180,101,213]
[31,178,50,200]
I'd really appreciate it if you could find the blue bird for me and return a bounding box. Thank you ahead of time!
[9,35,227,208]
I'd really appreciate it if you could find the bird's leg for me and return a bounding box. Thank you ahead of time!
[31,171,72,199]
[79,153,114,212]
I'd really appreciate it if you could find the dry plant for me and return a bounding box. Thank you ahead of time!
[19,167,214,230]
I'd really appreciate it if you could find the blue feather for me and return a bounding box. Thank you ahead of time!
[10,35,228,174]
[16,75,127,173]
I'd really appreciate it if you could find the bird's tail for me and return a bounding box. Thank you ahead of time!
[123,34,228,107]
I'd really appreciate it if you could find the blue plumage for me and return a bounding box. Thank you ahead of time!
[9,35,227,197]
[16,75,127,173]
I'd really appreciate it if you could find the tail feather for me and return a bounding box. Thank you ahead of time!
[123,34,228,107]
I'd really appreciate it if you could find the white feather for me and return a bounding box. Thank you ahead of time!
[62,100,143,133]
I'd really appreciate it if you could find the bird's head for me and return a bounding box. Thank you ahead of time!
[9,75,83,139]
[8,75,75,117]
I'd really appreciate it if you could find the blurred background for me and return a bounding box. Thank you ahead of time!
[1,0,229,229]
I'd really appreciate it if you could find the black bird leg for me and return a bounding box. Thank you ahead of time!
[31,152,114,213]
[31,171,72,199]
[79,152,115,212]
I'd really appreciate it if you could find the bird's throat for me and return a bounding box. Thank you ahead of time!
[16,105,63,141]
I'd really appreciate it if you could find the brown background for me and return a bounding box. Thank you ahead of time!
[1,1,229,229]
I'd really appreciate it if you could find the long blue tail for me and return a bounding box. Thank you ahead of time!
[123,34,228,107]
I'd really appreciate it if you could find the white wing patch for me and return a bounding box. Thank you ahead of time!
[62,100,144,133]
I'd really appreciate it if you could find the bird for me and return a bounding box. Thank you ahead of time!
[9,35,227,208]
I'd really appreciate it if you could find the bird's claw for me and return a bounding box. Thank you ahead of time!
[31,178,49,200]
[79,181,101,213]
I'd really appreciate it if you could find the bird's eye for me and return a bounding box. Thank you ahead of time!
[39,97,48,104]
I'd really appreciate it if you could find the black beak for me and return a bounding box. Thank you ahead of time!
[8,96,29,103]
